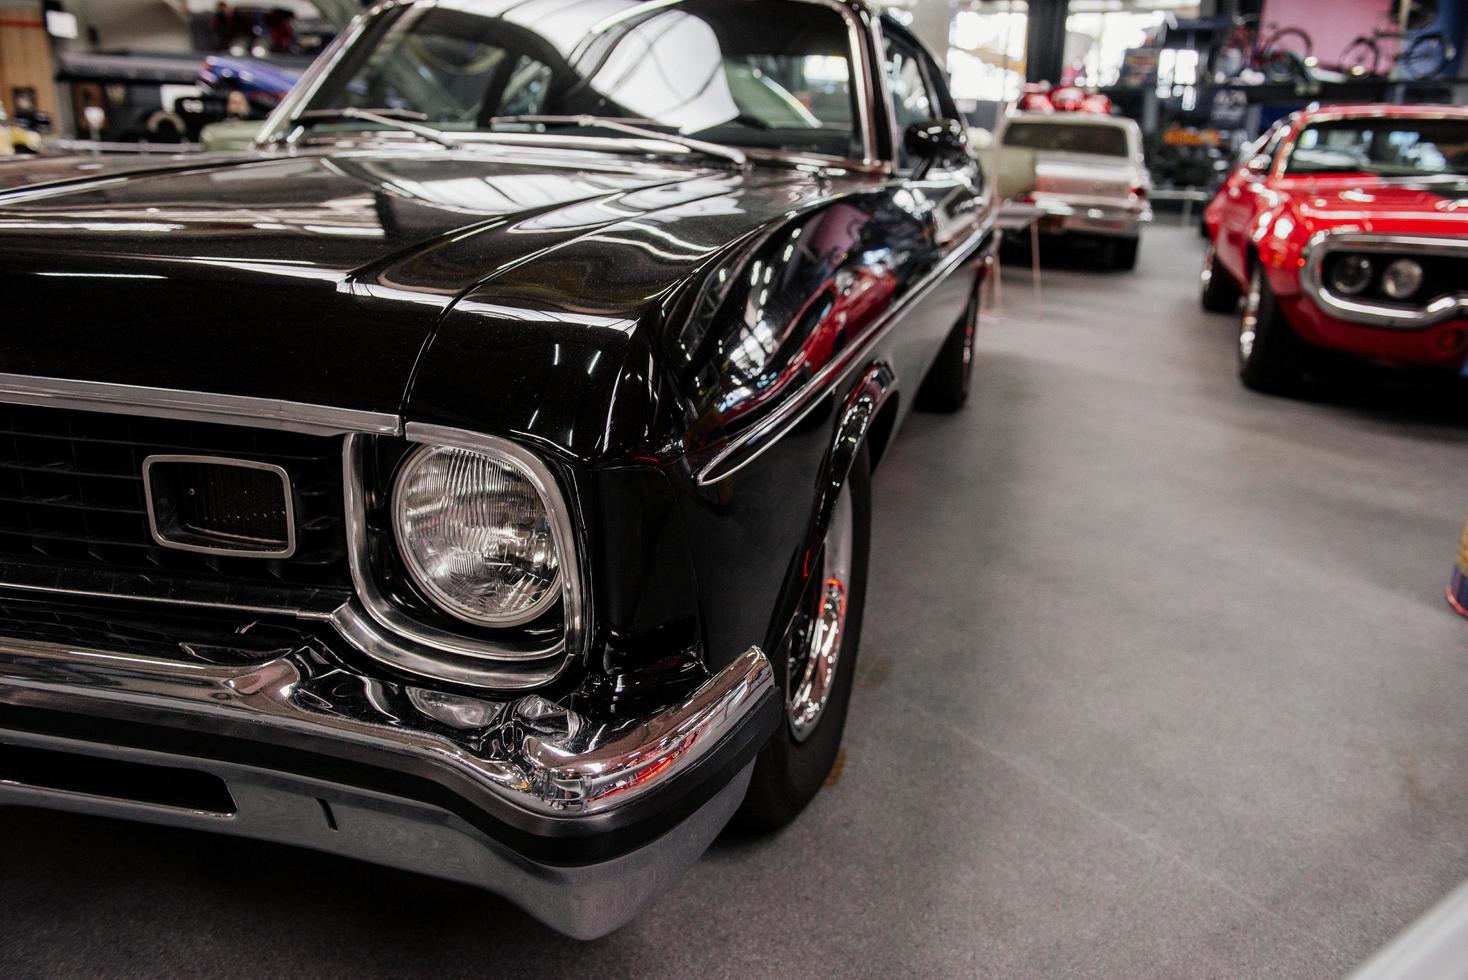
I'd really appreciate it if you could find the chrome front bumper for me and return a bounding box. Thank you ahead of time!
[0,636,778,938]
[1034,194,1150,238]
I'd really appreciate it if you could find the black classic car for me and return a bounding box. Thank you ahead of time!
[0,0,993,938]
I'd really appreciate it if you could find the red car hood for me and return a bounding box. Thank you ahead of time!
[1283,177,1468,237]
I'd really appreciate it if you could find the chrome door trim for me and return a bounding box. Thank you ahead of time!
[694,214,993,486]
[0,373,402,437]
[1299,231,1468,330]
[142,454,298,559]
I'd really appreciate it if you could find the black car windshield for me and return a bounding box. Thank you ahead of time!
[1286,118,1468,177]
[1003,122,1129,157]
[299,0,861,159]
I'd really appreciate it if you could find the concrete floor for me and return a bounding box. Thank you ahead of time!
[3,225,1467,978]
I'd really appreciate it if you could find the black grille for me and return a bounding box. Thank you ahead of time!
[0,404,350,592]
[0,593,319,664]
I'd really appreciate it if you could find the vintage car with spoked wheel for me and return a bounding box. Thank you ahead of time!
[0,0,993,939]
[1201,103,1468,393]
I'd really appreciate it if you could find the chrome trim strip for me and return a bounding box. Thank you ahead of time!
[0,637,774,817]
[0,373,402,437]
[1299,231,1468,330]
[142,455,298,559]
[256,0,391,148]
[331,429,583,687]
[695,213,994,486]
[834,0,884,170]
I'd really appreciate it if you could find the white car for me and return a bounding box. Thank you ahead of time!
[1001,112,1152,269]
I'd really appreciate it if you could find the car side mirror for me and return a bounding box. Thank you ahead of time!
[905,119,967,178]
[1245,154,1272,176]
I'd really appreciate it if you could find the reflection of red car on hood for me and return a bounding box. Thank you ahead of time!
[1201,104,1468,393]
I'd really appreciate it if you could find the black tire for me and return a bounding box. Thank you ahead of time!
[1112,237,1139,271]
[1200,241,1240,312]
[736,445,871,833]
[915,281,980,413]
[1238,263,1307,394]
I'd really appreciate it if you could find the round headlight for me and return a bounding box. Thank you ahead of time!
[393,445,561,628]
[1328,254,1373,296]
[1381,258,1424,300]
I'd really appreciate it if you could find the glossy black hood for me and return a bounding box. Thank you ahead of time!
[0,149,736,417]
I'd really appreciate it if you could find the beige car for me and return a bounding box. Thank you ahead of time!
[1001,111,1152,269]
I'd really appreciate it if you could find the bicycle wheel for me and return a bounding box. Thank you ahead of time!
[1261,27,1313,81]
[1339,37,1380,76]
[1263,26,1313,61]
[1398,32,1453,79]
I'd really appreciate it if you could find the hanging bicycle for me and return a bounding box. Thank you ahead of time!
[1207,17,1314,85]
[1339,0,1456,80]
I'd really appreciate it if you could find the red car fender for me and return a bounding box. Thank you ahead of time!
[1249,198,1314,297]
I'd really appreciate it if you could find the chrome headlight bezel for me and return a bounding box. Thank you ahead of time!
[337,427,586,687]
[391,441,565,629]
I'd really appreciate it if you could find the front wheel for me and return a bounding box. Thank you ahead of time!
[1238,264,1307,394]
[1200,241,1240,312]
[736,445,871,832]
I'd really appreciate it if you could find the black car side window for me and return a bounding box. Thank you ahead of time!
[884,34,942,169]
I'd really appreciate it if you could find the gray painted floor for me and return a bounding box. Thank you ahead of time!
[3,226,1466,978]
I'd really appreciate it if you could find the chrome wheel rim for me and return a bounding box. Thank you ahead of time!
[1239,268,1262,363]
[961,289,978,375]
[787,484,854,742]
[1200,243,1215,290]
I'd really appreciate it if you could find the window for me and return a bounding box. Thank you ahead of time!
[885,34,942,167]
[306,0,862,159]
[1285,118,1468,177]
[1003,122,1129,157]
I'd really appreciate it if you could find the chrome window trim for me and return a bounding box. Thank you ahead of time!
[142,454,298,559]
[1299,231,1468,330]
[0,373,402,437]
[694,212,995,485]
[255,0,389,148]
[331,427,585,687]
[257,0,893,172]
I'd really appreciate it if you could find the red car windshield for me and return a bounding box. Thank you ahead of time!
[1285,118,1468,178]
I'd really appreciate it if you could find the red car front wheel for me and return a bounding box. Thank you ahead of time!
[1238,265,1308,394]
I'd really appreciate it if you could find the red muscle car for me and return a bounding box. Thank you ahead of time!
[1201,104,1468,393]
